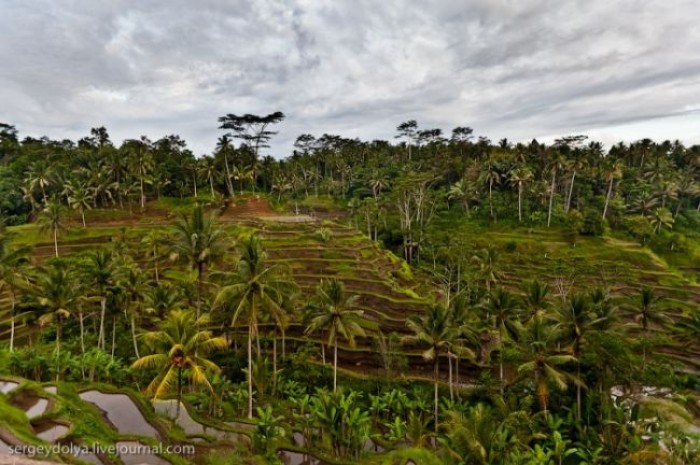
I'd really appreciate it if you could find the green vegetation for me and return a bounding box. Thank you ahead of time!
[0,121,699,463]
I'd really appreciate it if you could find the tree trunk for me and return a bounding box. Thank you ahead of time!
[448,353,454,401]
[177,367,183,418]
[9,293,16,352]
[333,339,338,392]
[518,182,523,222]
[273,334,277,395]
[247,329,253,419]
[196,263,203,320]
[547,168,556,227]
[566,171,576,212]
[602,176,614,219]
[111,315,116,360]
[489,179,494,220]
[131,314,140,359]
[193,173,198,198]
[98,296,106,350]
[210,176,215,197]
[140,174,145,211]
[223,152,235,197]
[81,210,87,228]
[321,341,326,364]
[434,357,439,434]
[153,245,160,284]
[53,227,59,257]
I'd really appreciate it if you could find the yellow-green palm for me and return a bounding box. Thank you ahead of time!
[131,309,226,415]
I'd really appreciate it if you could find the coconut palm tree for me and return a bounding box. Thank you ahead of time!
[471,247,502,295]
[63,179,93,228]
[601,157,624,219]
[119,261,150,359]
[305,278,367,393]
[447,178,479,217]
[0,232,30,351]
[37,197,66,257]
[213,235,295,418]
[483,288,523,393]
[517,316,580,418]
[131,309,227,417]
[198,156,218,197]
[521,280,551,321]
[554,293,604,418]
[26,160,54,204]
[402,304,458,433]
[170,204,226,318]
[508,166,533,222]
[124,137,153,210]
[649,207,674,233]
[624,288,669,367]
[83,249,119,351]
[142,229,167,284]
[34,262,80,358]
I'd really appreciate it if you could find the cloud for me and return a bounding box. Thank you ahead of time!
[1,0,699,155]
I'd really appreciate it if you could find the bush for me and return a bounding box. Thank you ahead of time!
[581,208,606,236]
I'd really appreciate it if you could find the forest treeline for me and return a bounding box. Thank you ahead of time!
[1,119,698,233]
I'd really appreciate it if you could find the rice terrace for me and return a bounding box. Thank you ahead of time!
[1,2,700,464]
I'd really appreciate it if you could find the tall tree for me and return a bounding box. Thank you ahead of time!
[132,309,226,417]
[305,279,367,393]
[170,205,226,318]
[124,137,153,211]
[213,235,295,418]
[517,316,579,418]
[38,198,66,257]
[0,232,30,351]
[402,304,458,433]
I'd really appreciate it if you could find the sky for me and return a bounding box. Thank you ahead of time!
[1,0,700,157]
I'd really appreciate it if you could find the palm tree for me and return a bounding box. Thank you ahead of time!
[546,149,565,227]
[484,288,522,393]
[305,278,367,393]
[34,262,80,358]
[649,207,674,233]
[63,180,93,228]
[369,173,390,202]
[554,294,603,418]
[447,179,478,218]
[601,157,624,219]
[124,137,153,210]
[170,204,226,318]
[402,304,457,433]
[142,229,167,284]
[517,316,579,418]
[624,288,668,367]
[0,232,30,351]
[521,280,551,321]
[37,198,66,257]
[213,235,295,418]
[83,250,119,351]
[509,166,533,222]
[120,262,149,359]
[480,161,500,220]
[198,156,218,197]
[471,247,502,295]
[131,309,227,417]
[26,160,54,204]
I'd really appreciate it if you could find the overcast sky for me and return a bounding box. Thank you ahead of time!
[2,0,700,156]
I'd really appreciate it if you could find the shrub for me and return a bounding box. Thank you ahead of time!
[581,208,606,236]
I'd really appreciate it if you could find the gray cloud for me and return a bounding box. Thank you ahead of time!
[1,0,699,155]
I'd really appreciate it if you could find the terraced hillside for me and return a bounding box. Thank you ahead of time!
[0,198,438,375]
[3,197,700,377]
